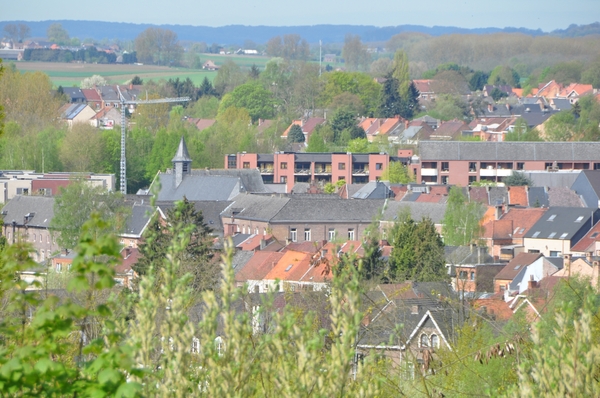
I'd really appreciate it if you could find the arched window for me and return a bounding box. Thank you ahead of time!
[215,336,225,356]
[420,333,429,348]
[431,334,440,349]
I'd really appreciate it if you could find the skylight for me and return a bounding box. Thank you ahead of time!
[560,233,569,239]
[548,232,557,239]
[532,231,541,238]
[547,215,557,221]
[591,232,599,239]
[575,216,584,223]
[285,264,293,272]
[514,265,521,270]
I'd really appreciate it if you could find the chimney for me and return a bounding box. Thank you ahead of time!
[259,239,266,250]
[411,305,420,315]
[527,274,537,290]
[564,254,572,276]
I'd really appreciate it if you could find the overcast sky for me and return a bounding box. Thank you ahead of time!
[3,0,599,31]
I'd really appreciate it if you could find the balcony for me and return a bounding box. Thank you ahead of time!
[352,168,369,175]
[259,168,274,174]
[496,169,513,177]
[294,168,311,175]
[479,167,496,177]
[421,168,438,176]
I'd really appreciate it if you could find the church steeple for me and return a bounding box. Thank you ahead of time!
[172,136,192,188]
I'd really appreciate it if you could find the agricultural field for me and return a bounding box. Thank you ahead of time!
[11,52,271,88]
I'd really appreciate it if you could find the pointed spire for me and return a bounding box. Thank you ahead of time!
[172,136,192,162]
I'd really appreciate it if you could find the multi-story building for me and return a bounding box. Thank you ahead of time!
[225,150,413,190]
[416,141,600,186]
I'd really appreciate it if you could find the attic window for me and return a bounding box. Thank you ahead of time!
[514,265,521,270]
[591,232,599,239]
[560,232,569,239]
[285,264,293,272]
[548,232,557,239]
[547,215,557,221]
[575,216,584,223]
[532,231,541,238]
[519,228,525,234]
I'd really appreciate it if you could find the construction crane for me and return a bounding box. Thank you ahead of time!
[117,86,190,194]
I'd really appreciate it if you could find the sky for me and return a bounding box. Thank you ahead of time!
[3,0,599,31]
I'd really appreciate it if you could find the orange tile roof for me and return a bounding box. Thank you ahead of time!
[264,250,313,281]
[473,298,514,321]
[235,251,284,282]
[512,88,523,97]
[237,234,273,251]
[482,218,513,240]
[558,83,594,98]
[508,186,528,206]
[500,208,547,240]
[379,117,402,135]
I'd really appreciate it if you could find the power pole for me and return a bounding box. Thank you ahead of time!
[117,86,189,195]
[319,40,322,77]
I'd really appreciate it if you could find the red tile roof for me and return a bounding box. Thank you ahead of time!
[237,234,273,251]
[264,250,313,281]
[571,221,600,252]
[495,252,542,281]
[81,88,102,102]
[235,251,284,282]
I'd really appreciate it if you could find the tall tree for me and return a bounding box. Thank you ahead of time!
[265,34,309,61]
[46,23,70,45]
[392,50,411,97]
[381,161,413,183]
[503,171,534,187]
[388,209,447,282]
[342,34,370,71]
[441,186,484,246]
[134,27,183,66]
[218,81,278,122]
[288,124,305,143]
[50,181,129,250]
[213,59,246,96]
[134,197,215,294]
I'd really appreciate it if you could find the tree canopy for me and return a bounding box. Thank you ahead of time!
[134,27,183,66]
[441,186,485,246]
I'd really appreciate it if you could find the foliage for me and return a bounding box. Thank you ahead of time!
[213,59,246,96]
[288,124,305,143]
[218,80,278,122]
[3,23,30,42]
[51,181,129,250]
[388,209,447,282]
[134,27,183,66]
[378,73,420,119]
[306,130,329,152]
[426,94,469,121]
[265,34,310,61]
[319,71,381,115]
[490,87,509,101]
[24,47,117,64]
[342,34,371,71]
[381,161,414,184]
[442,186,485,246]
[392,50,411,97]
[469,70,489,91]
[504,118,543,141]
[488,65,520,87]
[504,171,534,187]
[80,74,108,88]
[47,23,70,45]
[131,75,143,85]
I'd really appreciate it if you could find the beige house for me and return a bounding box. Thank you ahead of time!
[59,103,96,128]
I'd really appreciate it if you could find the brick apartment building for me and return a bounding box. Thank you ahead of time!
[225,150,414,189]
[416,142,600,186]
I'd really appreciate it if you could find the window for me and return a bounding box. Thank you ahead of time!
[290,228,297,242]
[500,284,506,291]
[32,234,36,242]
[347,228,355,240]
[531,231,541,238]
[227,155,237,169]
[548,232,557,239]
[517,162,525,170]
[441,176,448,185]
[441,162,449,172]
[255,227,259,235]
[280,176,287,183]
[243,162,250,169]
[338,163,346,170]
[595,163,600,170]
[376,163,383,170]
[56,263,62,273]
[431,334,440,349]
[47,235,50,244]
[263,228,267,236]
[192,337,200,354]
[420,334,429,348]
[280,162,288,169]
[459,271,467,279]
[304,228,311,242]
[560,232,568,239]
[575,216,584,223]
[547,214,557,221]
[550,251,561,257]
[469,162,477,172]
[328,228,336,241]
[215,336,225,356]
[182,163,189,173]
[469,176,477,184]
[470,272,475,281]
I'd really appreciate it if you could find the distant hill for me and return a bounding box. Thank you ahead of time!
[551,22,600,37]
[0,20,559,44]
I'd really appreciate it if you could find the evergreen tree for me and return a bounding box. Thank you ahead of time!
[503,171,534,187]
[198,76,216,97]
[378,73,419,119]
[135,197,215,294]
[288,124,305,142]
[388,209,446,282]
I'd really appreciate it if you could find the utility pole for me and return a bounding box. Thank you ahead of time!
[319,40,322,77]
[116,86,189,195]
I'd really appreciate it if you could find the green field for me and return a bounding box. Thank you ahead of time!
[12,53,272,88]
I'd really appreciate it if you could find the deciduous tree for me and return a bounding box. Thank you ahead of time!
[442,186,484,246]
[134,27,183,66]
[342,34,370,71]
[47,23,70,45]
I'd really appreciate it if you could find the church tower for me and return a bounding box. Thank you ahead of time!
[172,136,192,188]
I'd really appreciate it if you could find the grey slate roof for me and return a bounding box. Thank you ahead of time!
[172,136,192,162]
[157,200,232,236]
[222,194,290,222]
[524,207,600,241]
[352,181,392,199]
[547,187,584,207]
[2,196,55,228]
[62,87,86,102]
[528,187,550,208]
[419,141,600,162]
[445,246,495,265]
[232,250,255,275]
[271,198,385,223]
[123,202,154,236]
[156,168,267,202]
[382,201,447,225]
[525,171,581,189]
[488,187,508,206]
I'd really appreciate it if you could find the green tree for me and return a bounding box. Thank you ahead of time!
[426,94,469,121]
[306,130,328,152]
[388,210,447,282]
[342,34,370,71]
[265,34,310,61]
[47,23,70,44]
[544,110,576,141]
[488,65,520,87]
[135,197,215,295]
[469,70,489,91]
[504,118,542,141]
[377,72,419,119]
[319,71,381,116]
[381,161,414,183]
[50,181,129,250]
[218,80,278,122]
[134,27,183,66]
[213,59,246,95]
[392,50,411,97]
[504,171,534,186]
[442,186,485,246]
[490,87,509,101]
[288,124,305,142]
[131,75,143,85]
